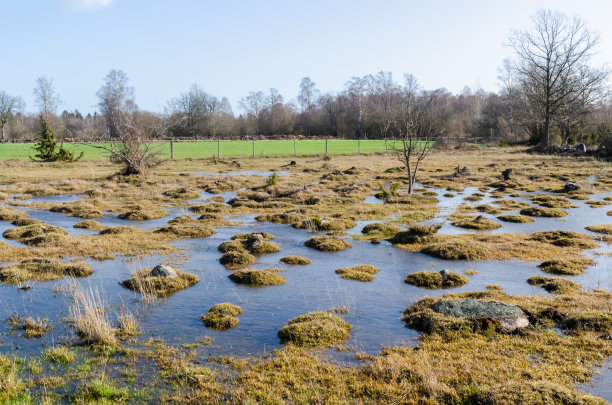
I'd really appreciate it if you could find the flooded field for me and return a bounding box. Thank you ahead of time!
[0,148,610,403]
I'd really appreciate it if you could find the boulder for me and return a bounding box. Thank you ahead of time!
[502,168,512,181]
[563,181,580,192]
[432,299,529,332]
[150,264,177,278]
[439,269,451,283]
[575,143,586,153]
[244,233,265,251]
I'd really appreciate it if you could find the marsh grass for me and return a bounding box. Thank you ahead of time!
[304,235,352,251]
[200,303,243,330]
[43,346,75,365]
[585,224,612,235]
[335,264,380,282]
[67,280,117,346]
[497,214,535,223]
[228,269,286,286]
[277,312,352,347]
[8,314,53,338]
[280,256,311,265]
[539,259,593,276]
[527,276,581,294]
[404,271,468,289]
[120,268,199,297]
[0,258,93,284]
[520,206,568,217]
[450,215,502,230]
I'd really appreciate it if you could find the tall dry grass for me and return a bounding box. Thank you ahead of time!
[66,279,116,346]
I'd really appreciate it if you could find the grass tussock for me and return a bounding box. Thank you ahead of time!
[154,223,215,239]
[530,230,599,249]
[585,224,612,235]
[120,268,199,297]
[219,251,256,269]
[497,214,535,223]
[527,276,581,294]
[539,259,593,276]
[118,209,169,221]
[0,258,93,284]
[200,303,243,330]
[388,223,442,244]
[305,236,352,252]
[43,346,75,365]
[67,281,116,346]
[277,312,352,347]
[529,194,577,209]
[163,187,200,199]
[335,264,379,282]
[361,222,400,237]
[228,269,286,286]
[280,256,311,265]
[520,206,568,217]
[8,314,53,338]
[404,271,468,289]
[73,220,104,231]
[450,215,502,230]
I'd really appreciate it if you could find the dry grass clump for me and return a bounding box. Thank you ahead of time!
[118,209,169,221]
[528,194,577,209]
[527,276,581,294]
[154,223,215,239]
[117,309,139,337]
[219,251,256,269]
[120,269,199,296]
[277,312,352,347]
[492,199,530,210]
[0,258,93,284]
[11,218,41,226]
[305,236,352,252]
[388,223,442,244]
[163,187,200,199]
[450,215,502,230]
[585,200,611,207]
[404,271,468,289]
[74,220,104,231]
[228,269,286,286]
[280,256,311,265]
[8,314,53,338]
[539,259,593,276]
[585,224,612,235]
[520,206,568,217]
[50,202,104,219]
[200,303,243,330]
[497,214,535,223]
[361,222,400,236]
[335,264,380,282]
[0,207,28,222]
[2,223,68,244]
[231,232,275,241]
[255,211,305,225]
[230,232,280,254]
[67,282,116,346]
[99,225,140,235]
[421,240,487,261]
[530,230,599,249]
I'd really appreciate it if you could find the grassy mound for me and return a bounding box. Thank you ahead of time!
[0,259,93,284]
[497,214,535,223]
[50,203,104,219]
[219,251,256,269]
[404,271,468,289]
[74,220,104,231]
[231,232,275,241]
[277,312,352,347]
[3,223,68,243]
[118,209,169,221]
[361,223,400,236]
[280,256,311,265]
[154,224,215,238]
[529,194,577,209]
[585,224,612,235]
[228,269,286,286]
[163,188,200,199]
[520,207,568,217]
[305,236,352,252]
[99,226,140,235]
[120,269,199,296]
[538,260,590,276]
[421,240,487,260]
[451,215,502,230]
[335,264,379,282]
[388,224,442,244]
[295,217,356,231]
[530,230,598,249]
[200,303,243,330]
[527,276,581,294]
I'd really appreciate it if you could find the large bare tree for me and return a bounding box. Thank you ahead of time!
[509,10,608,147]
[0,91,23,142]
[239,91,266,135]
[33,76,61,118]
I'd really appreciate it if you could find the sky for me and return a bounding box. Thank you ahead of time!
[1,0,611,115]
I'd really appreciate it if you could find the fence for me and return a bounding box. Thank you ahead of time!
[0,137,505,161]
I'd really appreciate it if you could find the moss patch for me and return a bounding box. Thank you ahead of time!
[335,264,379,282]
[305,236,352,252]
[280,256,311,265]
[200,303,243,330]
[228,269,286,286]
[277,312,352,347]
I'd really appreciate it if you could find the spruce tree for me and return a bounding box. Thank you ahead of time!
[33,116,58,161]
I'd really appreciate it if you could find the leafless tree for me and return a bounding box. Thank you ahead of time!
[391,86,445,194]
[33,76,61,118]
[239,91,266,135]
[298,77,320,136]
[509,10,608,146]
[97,69,136,139]
[0,91,23,142]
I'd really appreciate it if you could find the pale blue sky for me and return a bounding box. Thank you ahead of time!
[1,0,610,115]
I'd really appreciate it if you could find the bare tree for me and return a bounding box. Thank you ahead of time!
[239,91,266,135]
[298,77,320,136]
[509,10,608,146]
[391,85,445,194]
[33,76,61,117]
[0,91,23,142]
[92,69,165,175]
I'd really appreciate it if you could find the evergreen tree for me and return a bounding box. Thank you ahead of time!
[31,116,83,162]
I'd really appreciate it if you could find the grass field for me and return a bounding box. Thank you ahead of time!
[0,139,396,161]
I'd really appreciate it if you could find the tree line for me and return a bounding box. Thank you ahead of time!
[1,10,611,153]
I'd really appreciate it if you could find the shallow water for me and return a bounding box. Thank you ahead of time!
[0,187,610,379]
[177,170,290,177]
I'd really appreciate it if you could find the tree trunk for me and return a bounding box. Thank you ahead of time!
[0,123,5,142]
[544,111,550,147]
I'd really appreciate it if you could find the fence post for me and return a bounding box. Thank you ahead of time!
[170,140,174,160]
[252,139,255,157]
[294,139,296,157]
[358,138,361,154]
[325,138,328,155]
[384,139,387,152]
[217,138,220,159]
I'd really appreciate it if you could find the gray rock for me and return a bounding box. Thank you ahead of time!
[244,233,265,251]
[564,181,580,192]
[575,143,586,153]
[150,264,177,278]
[439,269,451,283]
[433,299,529,332]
